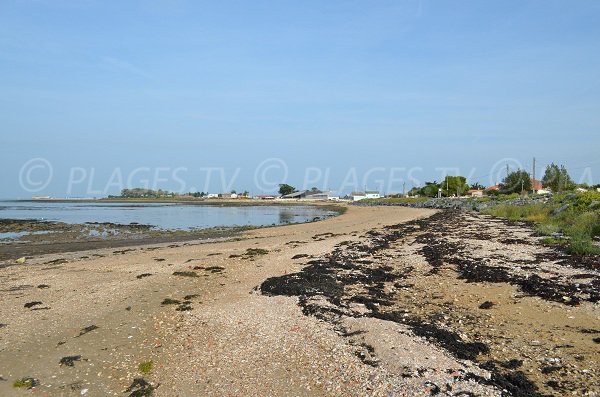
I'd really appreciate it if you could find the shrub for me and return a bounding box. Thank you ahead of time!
[576,191,600,209]
[568,237,600,255]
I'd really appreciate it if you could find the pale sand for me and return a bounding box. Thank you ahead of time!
[0,205,436,396]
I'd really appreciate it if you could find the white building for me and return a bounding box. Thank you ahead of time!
[350,192,367,201]
[365,191,380,199]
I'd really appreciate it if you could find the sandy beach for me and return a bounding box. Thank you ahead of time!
[1,205,598,396]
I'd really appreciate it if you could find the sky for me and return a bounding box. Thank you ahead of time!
[1,0,599,198]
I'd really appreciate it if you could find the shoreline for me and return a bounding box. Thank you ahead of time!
[0,202,348,261]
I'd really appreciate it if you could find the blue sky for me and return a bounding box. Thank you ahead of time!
[1,0,599,197]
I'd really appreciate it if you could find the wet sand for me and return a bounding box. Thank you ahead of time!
[0,206,598,396]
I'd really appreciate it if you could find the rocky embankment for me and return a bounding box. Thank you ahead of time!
[355,195,554,211]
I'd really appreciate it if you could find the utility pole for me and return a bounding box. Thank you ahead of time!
[402,182,406,197]
[506,163,509,179]
[532,157,536,193]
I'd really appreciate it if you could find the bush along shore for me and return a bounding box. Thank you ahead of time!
[356,192,600,256]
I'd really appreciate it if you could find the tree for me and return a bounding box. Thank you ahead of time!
[278,184,297,196]
[470,182,485,190]
[441,176,469,197]
[421,182,440,198]
[542,163,575,193]
[501,170,532,194]
[407,187,421,197]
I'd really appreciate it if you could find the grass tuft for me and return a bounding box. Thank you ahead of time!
[13,377,37,389]
[138,361,153,375]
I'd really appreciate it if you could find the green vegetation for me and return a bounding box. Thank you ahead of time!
[362,197,430,204]
[13,377,37,389]
[501,170,532,194]
[138,361,154,375]
[441,175,470,197]
[482,204,551,223]
[278,183,297,196]
[482,193,600,255]
[118,188,175,198]
[542,163,575,193]
[407,181,440,197]
[406,176,470,198]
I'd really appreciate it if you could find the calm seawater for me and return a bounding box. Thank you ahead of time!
[0,201,336,230]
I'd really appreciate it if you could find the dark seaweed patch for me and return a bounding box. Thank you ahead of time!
[161,298,180,305]
[244,248,269,257]
[172,271,198,277]
[59,355,81,367]
[136,273,153,279]
[24,301,43,308]
[203,266,225,273]
[76,325,98,337]
[500,359,523,369]
[44,258,68,265]
[113,249,136,255]
[175,302,193,311]
[37,284,50,289]
[479,301,495,309]
[125,378,156,397]
[540,366,562,374]
[291,254,310,260]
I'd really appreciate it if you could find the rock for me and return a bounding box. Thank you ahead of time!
[15,257,26,264]
[479,301,495,309]
[552,204,569,216]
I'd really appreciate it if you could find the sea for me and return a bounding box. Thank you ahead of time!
[0,201,336,230]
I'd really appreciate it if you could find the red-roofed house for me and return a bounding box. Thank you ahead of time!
[531,179,543,193]
[484,184,501,192]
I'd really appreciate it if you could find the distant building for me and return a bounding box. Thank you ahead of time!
[531,179,544,194]
[219,193,238,199]
[467,189,484,197]
[31,196,51,200]
[349,192,367,201]
[281,190,309,199]
[255,195,276,200]
[484,184,501,193]
[206,193,219,199]
[365,191,381,199]
[281,190,337,200]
